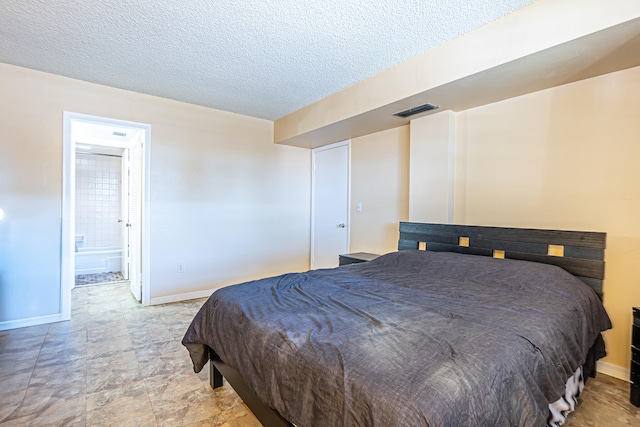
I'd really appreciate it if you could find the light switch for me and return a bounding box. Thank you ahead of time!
[356,202,362,212]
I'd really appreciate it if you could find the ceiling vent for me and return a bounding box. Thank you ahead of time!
[393,102,439,118]
[112,131,127,137]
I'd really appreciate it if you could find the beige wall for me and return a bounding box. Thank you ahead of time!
[409,110,456,223]
[350,126,409,255]
[353,66,640,373]
[454,65,640,370]
[144,96,311,300]
[0,63,311,326]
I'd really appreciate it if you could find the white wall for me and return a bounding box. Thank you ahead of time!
[0,62,311,328]
[0,72,64,325]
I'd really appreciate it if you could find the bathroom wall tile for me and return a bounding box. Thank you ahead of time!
[75,153,122,249]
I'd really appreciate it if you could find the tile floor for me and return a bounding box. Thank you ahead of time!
[0,281,638,426]
[75,272,125,287]
[0,282,259,427]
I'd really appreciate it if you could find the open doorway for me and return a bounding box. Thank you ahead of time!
[74,143,127,287]
[61,113,151,319]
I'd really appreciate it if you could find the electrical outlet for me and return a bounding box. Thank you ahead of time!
[177,263,184,273]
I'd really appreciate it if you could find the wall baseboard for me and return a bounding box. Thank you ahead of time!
[147,288,217,306]
[597,360,629,382]
[0,312,67,331]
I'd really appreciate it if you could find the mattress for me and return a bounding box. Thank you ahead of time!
[183,250,611,426]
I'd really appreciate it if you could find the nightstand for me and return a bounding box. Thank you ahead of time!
[632,307,640,406]
[338,252,380,266]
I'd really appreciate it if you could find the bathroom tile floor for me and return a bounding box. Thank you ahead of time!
[0,281,638,426]
[75,272,125,287]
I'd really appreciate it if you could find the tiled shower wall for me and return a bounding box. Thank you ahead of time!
[76,153,122,249]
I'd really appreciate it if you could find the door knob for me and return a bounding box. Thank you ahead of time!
[337,223,346,228]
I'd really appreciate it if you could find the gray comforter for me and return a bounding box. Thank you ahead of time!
[182,251,611,426]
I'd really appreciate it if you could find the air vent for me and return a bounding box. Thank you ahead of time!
[112,131,127,137]
[393,102,439,118]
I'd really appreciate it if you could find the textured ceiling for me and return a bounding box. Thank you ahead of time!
[0,0,535,120]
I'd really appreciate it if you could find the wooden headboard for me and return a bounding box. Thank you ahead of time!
[398,222,606,298]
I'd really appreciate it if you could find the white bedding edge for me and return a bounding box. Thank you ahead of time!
[547,366,585,426]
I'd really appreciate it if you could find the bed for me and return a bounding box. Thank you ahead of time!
[182,222,612,426]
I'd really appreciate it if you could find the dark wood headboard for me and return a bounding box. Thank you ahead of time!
[398,222,606,298]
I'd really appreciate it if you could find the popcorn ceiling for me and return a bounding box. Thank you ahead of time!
[0,0,535,120]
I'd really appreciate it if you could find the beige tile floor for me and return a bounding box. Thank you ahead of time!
[0,282,260,427]
[0,281,638,426]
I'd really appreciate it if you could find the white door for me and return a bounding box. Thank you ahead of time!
[123,140,142,301]
[312,141,349,269]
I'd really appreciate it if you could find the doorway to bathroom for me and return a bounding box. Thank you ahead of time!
[61,113,151,317]
[74,143,128,287]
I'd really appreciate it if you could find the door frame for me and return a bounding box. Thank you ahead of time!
[310,139,351,269]
[61,112,151,318]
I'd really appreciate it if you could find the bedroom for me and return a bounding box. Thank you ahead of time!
[1,0,640,425]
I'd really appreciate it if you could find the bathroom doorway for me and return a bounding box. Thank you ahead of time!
[61,113,151,318]
[74,143,126,287]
